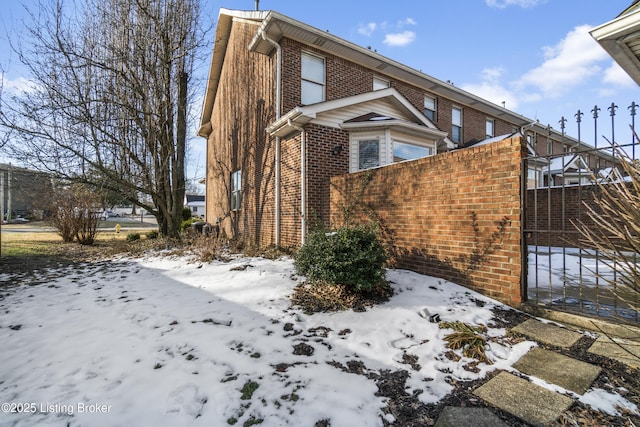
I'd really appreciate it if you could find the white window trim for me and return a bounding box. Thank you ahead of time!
[301,51,325,105]
[485,118,494,138]
[424,95,436,121]
[452,106,462,143]
[348,129,436,172]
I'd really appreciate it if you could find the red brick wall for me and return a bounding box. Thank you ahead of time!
[280,38,522,147]
[330,136,525,306]
[206,20,276,248]
[525,185,609,248]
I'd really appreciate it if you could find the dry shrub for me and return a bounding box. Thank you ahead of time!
[291,280,393,314]
[440,321,491,364]
[575,139,640,315]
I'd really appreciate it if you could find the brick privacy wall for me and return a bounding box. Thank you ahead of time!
[525,184,615,248]
[330,136,525,306]
[206,20,276,247]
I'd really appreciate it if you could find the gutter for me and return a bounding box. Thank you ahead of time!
[288,120,307,245]
[260,29,283,246]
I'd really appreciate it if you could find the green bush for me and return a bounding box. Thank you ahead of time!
[146,230,159,240]
[294,224,387,293]
[180,218,196,232]
[182,207,192,221]
[126,232,141,242]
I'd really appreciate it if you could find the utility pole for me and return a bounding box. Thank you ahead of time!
[6,165,11,223]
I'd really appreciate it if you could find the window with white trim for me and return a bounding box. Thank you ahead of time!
[393,141,431,162]
[301,52,325,105]
[373,77,389,90]
[358,140,379,170]
[231,170,242,211]
[485,118,494,138]
[452,107,462,143]
[424,95,436,121]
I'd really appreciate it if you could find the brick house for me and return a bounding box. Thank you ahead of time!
[198,9,604,257]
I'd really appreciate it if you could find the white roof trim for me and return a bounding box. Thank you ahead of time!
[267,88,452,147]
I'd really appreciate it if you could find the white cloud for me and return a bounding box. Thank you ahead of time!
[485,0,542,8]
[602,61,636,88]
[461,67,520,110]
[357,18,417,47]
[515,25,609,98]
[357,22,377,37]
[383,31,416,47]
[399,17,416,27]
[2,76,37,95]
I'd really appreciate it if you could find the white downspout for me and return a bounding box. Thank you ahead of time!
[289,120,306,245]
[260,30,282,246]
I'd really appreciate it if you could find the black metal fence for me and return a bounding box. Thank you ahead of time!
[523,102,639,324]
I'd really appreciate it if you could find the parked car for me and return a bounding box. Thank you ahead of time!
[100,210,120,220]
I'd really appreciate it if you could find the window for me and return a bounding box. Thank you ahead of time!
[424,95,436,121]
[231,170,242,211]
[527,168,540,188]
[485,119,494,138]
[393,141,431,162]
[452,107,462,143]
[373,77,389,90]
[192,207,198,213]
[547,140,553,155]
[301,52,325,105]
[358,140,379,170]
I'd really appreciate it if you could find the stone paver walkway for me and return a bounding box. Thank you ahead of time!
[435,317,640,426]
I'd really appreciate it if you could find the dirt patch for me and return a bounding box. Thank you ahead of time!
[290,281,393,314]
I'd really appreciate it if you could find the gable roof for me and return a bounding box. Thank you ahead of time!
[266,87,452,147]
[544,154,591,175]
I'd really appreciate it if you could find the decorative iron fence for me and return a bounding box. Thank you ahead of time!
[523,102,639,324]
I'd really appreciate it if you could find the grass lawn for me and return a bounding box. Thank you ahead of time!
[0,222,159,276]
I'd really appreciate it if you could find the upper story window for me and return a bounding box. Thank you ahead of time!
[452,107,462,143]
[424,95,436,121]
[373,77,389,91]
[485,118,494,138]
[231,169,242,211]
[301,52,325,105]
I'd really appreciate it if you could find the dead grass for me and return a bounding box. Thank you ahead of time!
[0,222,163,278]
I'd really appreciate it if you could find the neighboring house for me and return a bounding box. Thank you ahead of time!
[541,154,592,187]
[199,8,610,248]
[185,194,206,218]
[0,164,53,221]
[591,0,640,86]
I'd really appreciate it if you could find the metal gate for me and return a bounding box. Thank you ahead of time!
[522,103,639,324]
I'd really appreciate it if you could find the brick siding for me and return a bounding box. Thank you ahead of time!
[329,136,525,306]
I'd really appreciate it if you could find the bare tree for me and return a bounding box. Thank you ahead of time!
[0,0,206,237]
[576,136,640,316]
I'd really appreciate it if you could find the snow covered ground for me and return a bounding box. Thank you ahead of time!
[528,246,639,322]
[0,253,635,426]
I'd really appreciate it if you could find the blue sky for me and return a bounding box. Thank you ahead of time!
[2,0,640,179]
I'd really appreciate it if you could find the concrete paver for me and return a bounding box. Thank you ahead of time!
[511,318,582,348]
[434,406,508,427]
[588,335,640,368]
[512,347,601,394]
[473,371,573,427]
